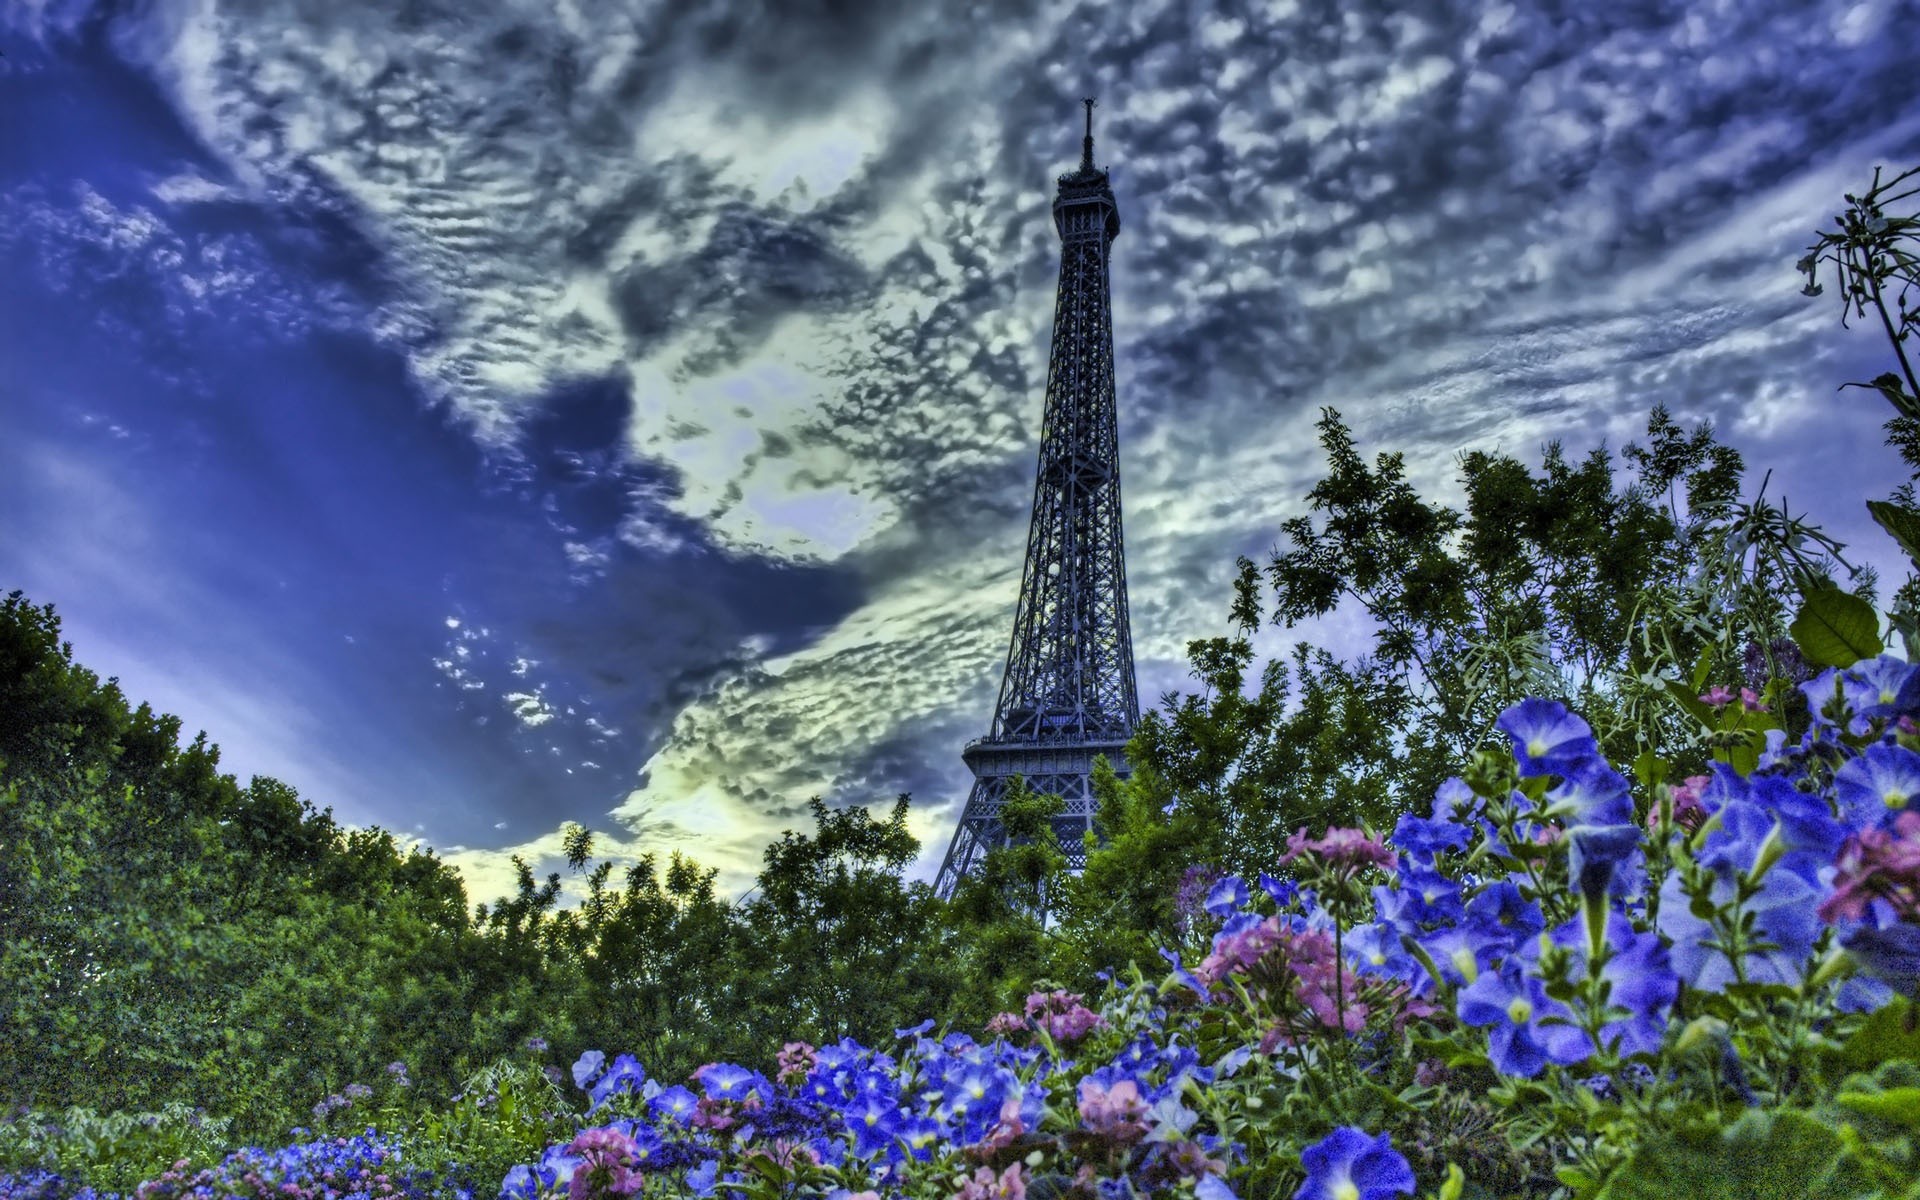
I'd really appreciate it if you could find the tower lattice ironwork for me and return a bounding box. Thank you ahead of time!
[934,98,1140,899]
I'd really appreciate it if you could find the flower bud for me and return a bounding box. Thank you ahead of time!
[1743,821,1788,887]
[1674,1015,1727,1056]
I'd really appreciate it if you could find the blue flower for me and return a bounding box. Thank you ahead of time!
[1344,922,1421,985]
[895,1019,935,1040]
[1834,743,1920,832]
[571,1049,607,1091]
[1567,823,1644,907]
[1294,1127,1416,1200]
[1657,861,1821,991]
[650,1085,699,1124]
[1841,912,1920,994]
[683,1159,720,1196]
[1549,913,1678,1057]
[1206,875,1250,918]
[1463,880,1545,950]
[1259,872,1298,907]
[1805,657,1920,732]
[1546,760,1635,827]
[589,1053,645,1110]
[696,1062,761,1102]
[844,1092,903,1157]
[1390,812,1471,860]
[1458,963,1593,1077]
[1497,699,1601,778]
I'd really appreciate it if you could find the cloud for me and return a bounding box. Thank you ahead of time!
[28,0,1920,901]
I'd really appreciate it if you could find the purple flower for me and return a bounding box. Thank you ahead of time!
[1458,963,1593,1077]
[1294,1128,1415,1200]
[1497,699,1600,778]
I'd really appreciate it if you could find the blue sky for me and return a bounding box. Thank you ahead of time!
[3,0,1918,906]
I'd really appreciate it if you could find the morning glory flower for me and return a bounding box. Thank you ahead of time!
[695,1062,759,1102]
[1497,698,1601,778]
[844,1092,903,1158]
[650,1085,699,1124]
[1567,823,1644,907]
[589,1053,645,1110]
[1834,743,1920,832]
[1294,1127,1416,1200]
[1545,760,1635,827]
[1549,913,1679,1058]
[1458,963,1594,1077]
[1390,811,1472,860]
[1206,874,1250,918]
[572,1049,607,1091]
[1463,880,1545,950]
[1657,861,1822,990]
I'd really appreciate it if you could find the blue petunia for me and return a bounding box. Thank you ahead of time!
[1546,760,1635,827]
[1497,698,1601,778]
[1458,963,1594,1077]
[571,1049,607,1091]
[1657,861,1821,991]
[650,1085,699,1124]
[1206,874,1250,917]
[1294,1127,1416,1200]
[696,1061,760,1102]
[1567,823,1644,908]
[1834,742,1920,833]
[1390,811,1472,860]
[1549,913,1678,1058]
[588,1053,645,1110]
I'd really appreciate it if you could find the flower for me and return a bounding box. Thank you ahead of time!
[1496,698,1600,778]
[1205,874,1250,917]
[572,1050,607,1091]
[1458,963,1593,1077]
[1280,827,1398,873]
[1544,760,1634,827]
[1549,913,1679,1058]
[1833,743,1920,832]
[1077,1077,1149,1144]
[1819,811,1920,923]
[1700,685,1735,709]
[1294,1128,1415,1200]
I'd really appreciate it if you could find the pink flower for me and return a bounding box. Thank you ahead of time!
[1022,991,1106,1043]
[956,1163,1028,1200]
[1279,827,1398,873]
[1195,915,1285,985]
[1077,1077,1149,1144]
[1740,687,1769,713]
[1819,811,1920,924]
[984,1011,1027,1038]
[775,1041,816,1084]
[1649,775,1711,834]
[975,1095,1029,1153]
[1699,686,1736,709]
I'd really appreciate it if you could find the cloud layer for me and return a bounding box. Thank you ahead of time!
[7,0,1919,900]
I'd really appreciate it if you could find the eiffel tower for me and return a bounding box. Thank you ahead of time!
[934,98,1140,899]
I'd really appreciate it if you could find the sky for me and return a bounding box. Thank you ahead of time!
[3,0,1918,909]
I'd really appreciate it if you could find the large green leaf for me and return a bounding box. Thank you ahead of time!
[1868,499,1920,569]
[1593,1110,1878,1200]
[1790,587,1884,668]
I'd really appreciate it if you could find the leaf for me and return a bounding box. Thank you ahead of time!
[1867,499,1920,569]
[1835,1087,1920,1129]
[1593,1110,1878,1200]
[1790,587,1884,668]
[1632,750,1670,792]
[1665,680,1717,730]
[1836,999,1920,1074]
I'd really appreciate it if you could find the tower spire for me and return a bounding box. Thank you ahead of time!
[1081,96,1096,172]
[934,103,1137,899]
